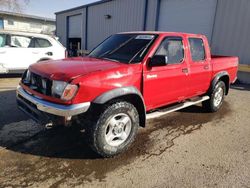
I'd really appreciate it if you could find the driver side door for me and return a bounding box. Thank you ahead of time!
[143,36,189,110]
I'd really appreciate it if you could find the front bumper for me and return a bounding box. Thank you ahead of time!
[16,85,90,121]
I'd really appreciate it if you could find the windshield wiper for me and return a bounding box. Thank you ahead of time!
[128,37,155,64]
[102,57,119,62]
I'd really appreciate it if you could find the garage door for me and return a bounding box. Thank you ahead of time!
[158,0,217,42]
[68,14,82,38]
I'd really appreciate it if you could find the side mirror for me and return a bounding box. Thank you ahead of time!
[148,55,168,67]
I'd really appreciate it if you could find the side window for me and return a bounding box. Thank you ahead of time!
[33,38,52,48]
[0,18,4,29]
[189,38,205,62]
[10,35,31,48]
[155,37,184,64]
[0,34,7,47]
[7,19,14,25]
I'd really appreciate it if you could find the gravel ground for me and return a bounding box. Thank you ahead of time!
[0,76,249,188]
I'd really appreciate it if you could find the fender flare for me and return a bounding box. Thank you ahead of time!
[37,58,51,63]
[93,86,144,104]
[209,71,230,95]
[93,86,146,127]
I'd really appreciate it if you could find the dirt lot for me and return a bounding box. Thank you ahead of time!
[0,76,249,188]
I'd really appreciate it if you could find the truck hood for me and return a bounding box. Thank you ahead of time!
[29,57,127,82]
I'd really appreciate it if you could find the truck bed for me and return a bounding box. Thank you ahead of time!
[211,55,239,83]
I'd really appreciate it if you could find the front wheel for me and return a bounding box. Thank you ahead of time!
[203,81,226,112]
[86,101,139,157]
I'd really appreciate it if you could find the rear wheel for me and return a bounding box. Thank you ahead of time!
[203,81,226,112]
[86,101,139,157]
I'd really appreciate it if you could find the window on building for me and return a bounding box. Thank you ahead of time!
[0,34,7,47]
[0,18,4,29]
[189,38,206,62]
[7,19,14,25]
[33,38,52,48]
[10,35,31,48]
[155,37,184,64]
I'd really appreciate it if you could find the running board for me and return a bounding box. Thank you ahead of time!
[146,96,210,120]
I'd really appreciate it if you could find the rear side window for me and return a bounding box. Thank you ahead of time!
[0,34,7,47]
[189,38,205,62]
[155,37,184,64]
[10,35,31,48]
[33,38,52,48]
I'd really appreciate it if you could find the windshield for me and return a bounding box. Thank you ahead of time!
[88,34,156,63]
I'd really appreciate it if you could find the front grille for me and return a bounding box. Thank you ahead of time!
[22,71,52,96]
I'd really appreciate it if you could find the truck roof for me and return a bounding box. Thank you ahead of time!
[118,31,206,38]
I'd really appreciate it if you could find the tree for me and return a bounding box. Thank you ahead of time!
[0,0,29,12]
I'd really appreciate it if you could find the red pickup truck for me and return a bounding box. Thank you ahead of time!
[17,32,238,157]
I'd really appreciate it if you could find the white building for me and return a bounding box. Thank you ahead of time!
[0,11,55,35]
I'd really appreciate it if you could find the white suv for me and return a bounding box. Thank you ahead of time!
[0,31,66,73]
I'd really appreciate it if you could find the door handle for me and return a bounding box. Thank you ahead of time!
[46,52,53,56]
[204,65,209,70]
[182,68,189,74]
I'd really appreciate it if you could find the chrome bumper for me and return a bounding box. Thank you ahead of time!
[16,86,90,117]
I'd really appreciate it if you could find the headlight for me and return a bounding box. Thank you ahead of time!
[23,69,31,83]
[52,81,67,97]
[52,81,78,101]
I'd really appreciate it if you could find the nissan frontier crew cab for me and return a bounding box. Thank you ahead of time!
[17,32,238,157]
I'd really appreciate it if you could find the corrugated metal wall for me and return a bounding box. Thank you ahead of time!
[158,0,217,42]
[56,0,147,50]
[56,0,219,50]
[56,8,86,49]
[145,0,158,31]
[211,0,250,66]
[55,0,250,82]
[87,0,145,49]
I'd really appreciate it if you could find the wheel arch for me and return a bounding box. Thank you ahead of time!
[93,87,146,127]
[37,58,52,62]
[210,71,230,95]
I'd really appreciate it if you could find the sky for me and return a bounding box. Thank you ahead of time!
[24,0,99,19]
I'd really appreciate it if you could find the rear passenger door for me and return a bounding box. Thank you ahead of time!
[29,37,54,62]
[187,38,212,97]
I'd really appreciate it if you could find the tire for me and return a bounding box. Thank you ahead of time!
[203,81,226,112]
[86,101,139,157]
